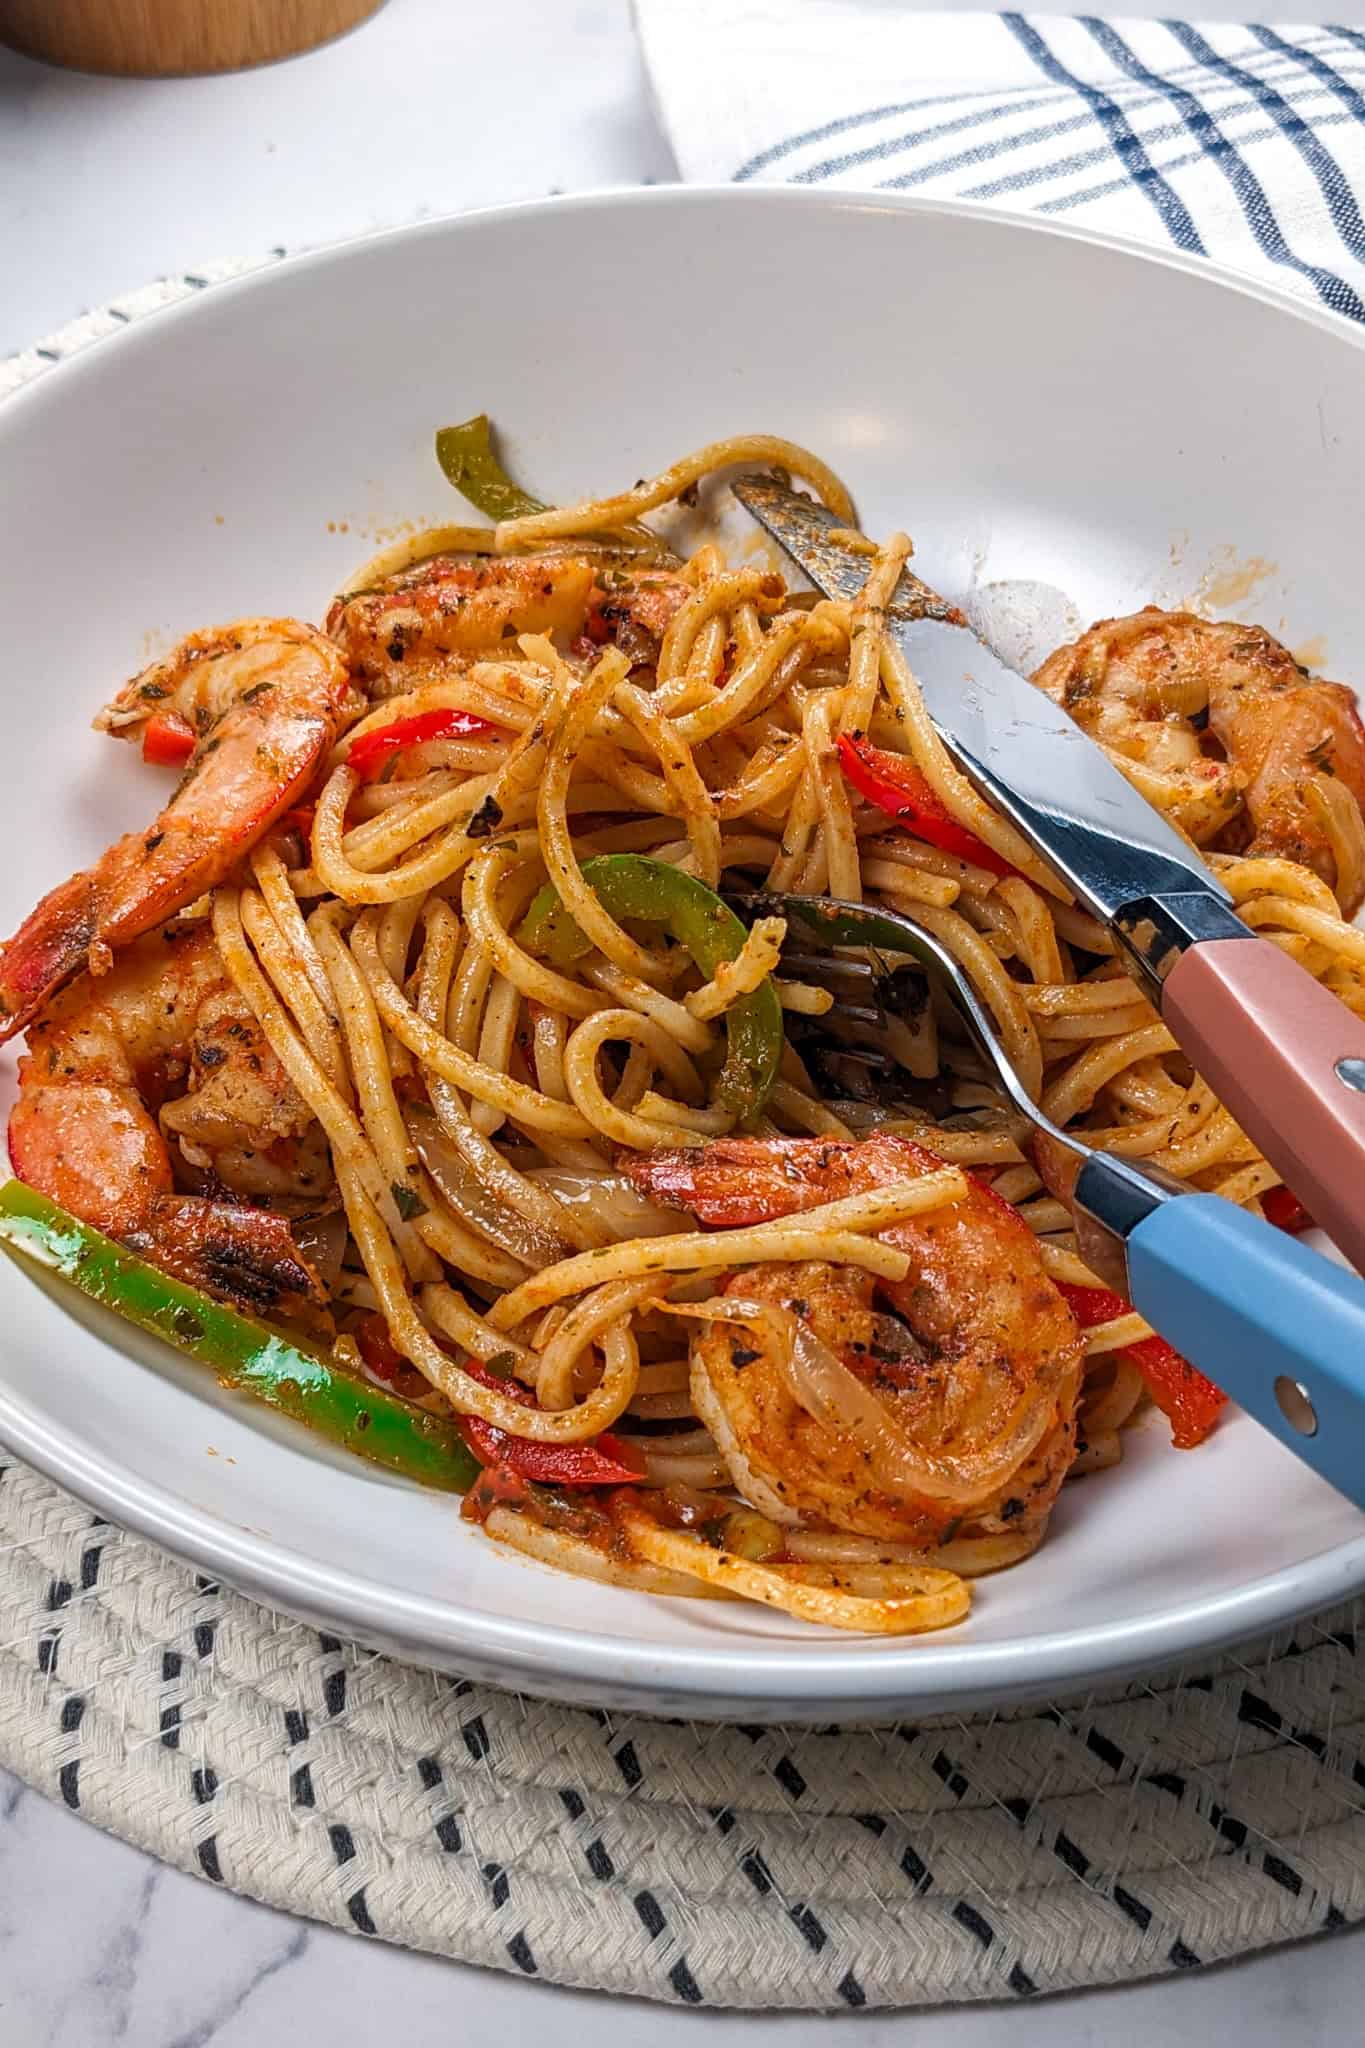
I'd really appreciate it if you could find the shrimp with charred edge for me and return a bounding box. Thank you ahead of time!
[326,554,693,697]
[8,925,325,1318]
[0,619,356,1038]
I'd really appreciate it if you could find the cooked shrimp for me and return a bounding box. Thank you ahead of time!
[623,1134,1084,1547]
[0,620,356,1040]
[326,553,691,694]
[581,565,694,665]
[1034,608,1365,911]
[7,924,324,1317]
[1209,657,1365,907]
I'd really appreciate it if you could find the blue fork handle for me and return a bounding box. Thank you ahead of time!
[1126,1195,1365,1510]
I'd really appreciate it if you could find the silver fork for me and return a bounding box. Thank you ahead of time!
[726,888,1190,1299]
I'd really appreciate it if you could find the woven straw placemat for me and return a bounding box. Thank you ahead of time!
[2,1454,1362,2011]
[2,271,1364,2011]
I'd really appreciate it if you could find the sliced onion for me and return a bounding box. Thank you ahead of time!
[1306,773,1365,916]
[408,1111,566,1270]
[525,1167,680,1241]
[685,1296,1053,1508]
[291,1210,348,1292]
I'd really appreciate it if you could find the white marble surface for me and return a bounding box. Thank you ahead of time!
[2,1762,1365,2046]
[0,0,674,356]
[4,0,1365,2038]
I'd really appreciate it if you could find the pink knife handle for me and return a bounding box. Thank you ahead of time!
[1163,936,1365,1270]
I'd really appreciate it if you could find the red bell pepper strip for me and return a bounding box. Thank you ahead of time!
[836,733,1018,877]
[1261,1185,1315,1235]
[142,708,197,766]
[581,598,612,646]
[347,707,502,782]
[353,1309,438,1404]
[1057,1280,1225,1449]
[454,1356,646,1485]
[461,1461,539,1521]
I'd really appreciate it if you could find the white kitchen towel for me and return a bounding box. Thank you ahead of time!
[635,5,1365,320]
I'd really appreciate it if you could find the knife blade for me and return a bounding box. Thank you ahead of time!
[732,470,1365,1277]
[731,473,1233,983]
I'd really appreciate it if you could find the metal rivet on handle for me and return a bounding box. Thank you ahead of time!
[1336,1057,1365,1093]
[1274,1376,1318,1437]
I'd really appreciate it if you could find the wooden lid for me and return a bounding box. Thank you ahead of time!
[0,0,385,76]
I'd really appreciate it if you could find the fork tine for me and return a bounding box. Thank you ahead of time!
[776,950,902,1029]
[775,947,932,1020]
[776,951,878,985]
[728,886,1048,1129]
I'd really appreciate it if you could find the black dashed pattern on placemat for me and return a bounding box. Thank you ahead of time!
[3,277,1365,2010]
[0,1442,1363,2009]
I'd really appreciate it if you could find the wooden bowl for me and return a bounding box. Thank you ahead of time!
[0,0,385,75]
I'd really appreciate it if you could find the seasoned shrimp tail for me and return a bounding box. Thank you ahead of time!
[0,620,356,1041]
[626,1131,963,1228]
[0,871,100,1045]
[128,1197,320,1315]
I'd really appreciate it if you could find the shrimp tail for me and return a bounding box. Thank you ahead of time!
[8,1075,325,1318]
[618,1141,778,1226]
[129,1196,326,1320]
[0,872,102,1043]
[620,1135,947,1228]
[1028,1129,1081,1208]
[621,1140,810,1226]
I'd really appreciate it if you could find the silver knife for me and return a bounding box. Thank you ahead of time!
[732,472,1365,1273]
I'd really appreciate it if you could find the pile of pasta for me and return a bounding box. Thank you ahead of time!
[203,435,1365,1632]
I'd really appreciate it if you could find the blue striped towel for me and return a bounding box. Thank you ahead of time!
[634,4,1365,320]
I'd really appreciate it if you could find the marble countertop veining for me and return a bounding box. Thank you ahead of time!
[3,1765,1365,2047]
[3,0,1365,2038]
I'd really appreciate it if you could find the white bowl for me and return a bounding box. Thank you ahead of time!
[1,189,1363,1721]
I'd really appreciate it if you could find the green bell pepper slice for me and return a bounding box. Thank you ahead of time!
[519,854,783,1125]
[0,1181,478,1494]
[435,413,547,524]
[434,414,668,557]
